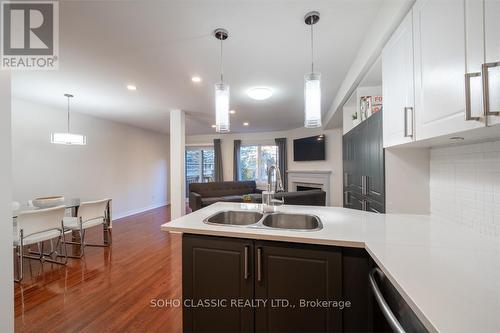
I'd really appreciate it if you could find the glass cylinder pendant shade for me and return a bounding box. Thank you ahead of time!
[215,83,230,133]
[304,72,322,128]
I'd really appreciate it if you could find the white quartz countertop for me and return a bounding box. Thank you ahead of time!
[161,202,500,333]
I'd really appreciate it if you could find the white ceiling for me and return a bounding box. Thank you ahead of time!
[12,0,384,135]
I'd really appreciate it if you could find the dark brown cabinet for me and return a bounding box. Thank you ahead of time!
[254,241,342,333]
[343,111,385,212]
[183,234,254,333]
[183,234,373,333]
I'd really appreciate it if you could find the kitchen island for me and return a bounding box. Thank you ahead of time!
[162,202,500,333]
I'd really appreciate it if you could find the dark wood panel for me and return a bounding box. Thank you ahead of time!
[255,241,343,333]
[182,235,254,333]
[342,248,373,332]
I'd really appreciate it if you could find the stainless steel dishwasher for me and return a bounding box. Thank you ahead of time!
[369,267,429,333]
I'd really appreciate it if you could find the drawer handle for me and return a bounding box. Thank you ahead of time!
[482,62,500,116]
[257,247,262,282]
[465,72,481,121]
[403,107,414,137]
[244,245,249,280]
[369,268,406,333]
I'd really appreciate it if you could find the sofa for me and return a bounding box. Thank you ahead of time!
[188,181,326,211]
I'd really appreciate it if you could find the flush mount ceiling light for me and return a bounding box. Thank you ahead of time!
[304,11,322,128]
[243,122,249,126]
[247,87,273,100]
[229,109,236,114]
[214,28,230,133]
[51,94,87,145]
[191,76,202,83]
[127,84,137,91]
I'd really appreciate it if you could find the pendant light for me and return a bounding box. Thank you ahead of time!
[214,28,230,133]
[51,94,87,145]
[304,11,322,128]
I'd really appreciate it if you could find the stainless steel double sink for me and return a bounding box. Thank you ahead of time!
[203,210,323,231]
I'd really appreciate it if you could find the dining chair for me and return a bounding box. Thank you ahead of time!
[63,199,111,259]
[14,205,67,282]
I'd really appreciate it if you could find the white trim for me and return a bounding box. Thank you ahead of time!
[186,143,215,148]
[113,201,170,221]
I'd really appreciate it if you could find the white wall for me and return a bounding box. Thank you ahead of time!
[12,98,169,219]
[186,127,343,207]
[0,72,14,332]
[430,140,500,237]
[385,147,430,214]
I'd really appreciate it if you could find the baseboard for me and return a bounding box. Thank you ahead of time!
[113,201,170,221]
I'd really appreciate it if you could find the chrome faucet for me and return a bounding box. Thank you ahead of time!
[267,165,285,193]
[262,165,285,213]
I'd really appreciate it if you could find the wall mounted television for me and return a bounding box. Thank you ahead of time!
[293,135,325,161]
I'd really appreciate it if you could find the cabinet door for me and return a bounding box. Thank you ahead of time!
[484,0,500,126]
[255,241,342,333]
[183,235,254,333]
[351,124,364,195]
[413,0,483,140]
[382,10,415,148]
[465,0,486,122]
[364,111,385,205]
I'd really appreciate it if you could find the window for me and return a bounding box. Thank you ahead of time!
[239,144,278,184]
[185,147,215,195]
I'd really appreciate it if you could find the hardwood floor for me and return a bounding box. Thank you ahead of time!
[14,206,182,333]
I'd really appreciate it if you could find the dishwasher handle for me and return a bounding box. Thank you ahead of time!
[369,268,406,333]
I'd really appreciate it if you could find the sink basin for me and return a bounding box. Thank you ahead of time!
[204,210,263,226]
[262,213,322,231]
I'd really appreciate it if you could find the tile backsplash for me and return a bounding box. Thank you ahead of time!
[430,140,500,237]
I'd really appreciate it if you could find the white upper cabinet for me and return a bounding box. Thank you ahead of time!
[484,0,500,126]
[382,11,415,148]
[413,0,484,140]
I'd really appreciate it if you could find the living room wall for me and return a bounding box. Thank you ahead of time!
[186,127,343,207]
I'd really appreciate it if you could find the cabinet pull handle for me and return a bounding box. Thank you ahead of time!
[257,247,262,282]
[244,245,249,280]
[361,176,368,196]
[369,268,406,333]
[344,191,351,206]
[482,62,500,116]
[344,172,349,185]
[465,72,481,121]
[403,107,413,137]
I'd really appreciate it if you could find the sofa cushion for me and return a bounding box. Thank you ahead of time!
[190,181,257,198]
[201,197,224,207]
[222,195,244,203]
[275,190,326,206]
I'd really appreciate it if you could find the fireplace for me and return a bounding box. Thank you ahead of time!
[296,185,322,191]
[287,170,332,205]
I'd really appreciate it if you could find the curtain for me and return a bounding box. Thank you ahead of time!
[275,137,288,191]
[233,140,241,181]
[213,139,223,182]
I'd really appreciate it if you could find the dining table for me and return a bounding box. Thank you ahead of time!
[12,198,113,244]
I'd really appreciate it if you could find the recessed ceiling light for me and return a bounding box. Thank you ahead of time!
[211,124,216,128]
[229,110,236,114]
[243,122,249,126]
[192,76,202,83]
[127,84,137,91]
[247,87,273,100]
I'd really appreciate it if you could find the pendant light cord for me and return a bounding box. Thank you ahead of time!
[67,95,71,133]
[310,22,315,73]
[220,37,224,83]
